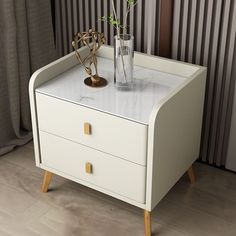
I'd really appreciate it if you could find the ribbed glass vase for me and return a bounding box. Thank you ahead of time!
[114,34,134,89]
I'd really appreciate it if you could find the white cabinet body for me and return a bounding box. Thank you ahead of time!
[29,46,206,211]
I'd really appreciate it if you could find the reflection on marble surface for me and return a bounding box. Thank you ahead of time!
[36,57,187,124]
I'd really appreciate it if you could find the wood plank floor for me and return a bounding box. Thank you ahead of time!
[0,142,236,236]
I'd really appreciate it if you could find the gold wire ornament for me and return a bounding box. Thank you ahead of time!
[72,29,107,87]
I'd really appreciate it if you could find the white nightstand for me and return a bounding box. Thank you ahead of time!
[29,46,206,236]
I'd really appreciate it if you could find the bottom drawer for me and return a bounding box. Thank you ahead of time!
[39,131,146,203]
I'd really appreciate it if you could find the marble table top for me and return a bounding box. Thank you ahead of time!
[36,57,187,125]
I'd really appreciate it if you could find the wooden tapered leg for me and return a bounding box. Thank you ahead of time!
[187,165,195,184]
[144,210,151,236]
[41,171,53,193]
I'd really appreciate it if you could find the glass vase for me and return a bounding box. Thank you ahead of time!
[114,34,134,89]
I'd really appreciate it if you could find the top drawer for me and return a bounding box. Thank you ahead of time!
[36,93,147,165]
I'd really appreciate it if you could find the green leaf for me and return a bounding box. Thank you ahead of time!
[98,15,124,29]
[127,0,137,5]
[99,16,107,21]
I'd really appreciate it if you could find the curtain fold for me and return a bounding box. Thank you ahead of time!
[0,0,57,155]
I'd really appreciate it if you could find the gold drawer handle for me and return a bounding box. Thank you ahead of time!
[85,162,93,174]
[84,122,91,135]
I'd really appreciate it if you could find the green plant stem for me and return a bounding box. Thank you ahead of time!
[124,0,138,34]
[111,0,120,37]
[112,0,127,83]
[118,35,127,83]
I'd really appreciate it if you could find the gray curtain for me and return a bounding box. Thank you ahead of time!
[0,0,57,155]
